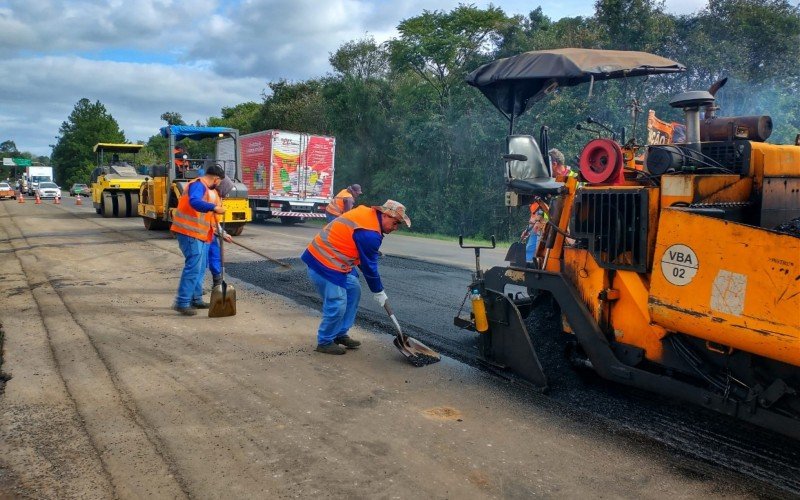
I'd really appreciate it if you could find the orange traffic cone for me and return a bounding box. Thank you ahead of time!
[54,194,61,205]
[76,194,83,206]
[18,192,24,203]
[35,193,41,204]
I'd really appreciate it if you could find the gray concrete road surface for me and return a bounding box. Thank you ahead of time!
[0,200,770,498]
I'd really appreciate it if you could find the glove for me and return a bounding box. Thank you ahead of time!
[373,290,388,307]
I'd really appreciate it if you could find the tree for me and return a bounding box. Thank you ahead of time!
[330,36,390,81]
[252,80,330,134]
[207,102,261,134]
[1,140,18,154]
[389,5,510,110]
[160,111,186,126]
[594,0,673,52]
[50,98,125,186]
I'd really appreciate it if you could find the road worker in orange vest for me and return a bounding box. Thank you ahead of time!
[325,184,362,222]
[174,143,190,178]
[302,200,411,354]
[170,164,229,316]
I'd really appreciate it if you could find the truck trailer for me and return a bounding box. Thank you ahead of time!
[217,130,335,224]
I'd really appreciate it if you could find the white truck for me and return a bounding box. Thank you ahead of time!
[216,130,335,224]
[26,166,54,195]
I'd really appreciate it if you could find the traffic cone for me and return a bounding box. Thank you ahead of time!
[18,192,24,203]
[54,194,61,205]
[35,193,41,204]
[76,194,83,206]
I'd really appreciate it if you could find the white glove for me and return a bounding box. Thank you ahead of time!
[373,291,388,307]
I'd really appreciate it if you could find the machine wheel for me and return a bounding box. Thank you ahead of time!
[142,217,168,230]
[226,223,244,236]
[124,192,139,217]
[117,193,129,218]
[101,193,115,218]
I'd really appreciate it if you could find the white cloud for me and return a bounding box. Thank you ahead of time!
[0,0,713,156]
[0,56,263,156]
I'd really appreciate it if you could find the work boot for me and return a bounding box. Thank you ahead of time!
[172,304,197,316]
[212,275,223,288]
[315,343,346,355]
[334,336,361,349]
[191,300,210,309]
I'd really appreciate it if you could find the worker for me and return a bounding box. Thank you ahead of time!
[325,184,362,222]
[521,199,548,264]
[170,164,227,316]
[174,144,190,177]
[207,176,235,289]
[548,148,577,181]
[302,200,411,354]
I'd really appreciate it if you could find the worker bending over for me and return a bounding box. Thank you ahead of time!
[207,176,235,288]
[302,200,411,354]
[325,184,362,222]
[171,164,227,316]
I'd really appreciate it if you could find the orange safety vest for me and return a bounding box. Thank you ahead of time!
[307,205,381,273]
[174,148,189,169]
[325,188,354,217]
[170,178,220,242]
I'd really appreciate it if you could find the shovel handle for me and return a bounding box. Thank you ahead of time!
[383,302,407,344]
[230,239,291,269]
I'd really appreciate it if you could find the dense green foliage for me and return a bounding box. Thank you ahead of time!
[202,0,800,238]
[200,0,799,239]
[36,0,799,239]
[50,98,126,186]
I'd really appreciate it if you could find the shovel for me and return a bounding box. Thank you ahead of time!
[383,301,440,367]
[229,239,292,270]
[209,226,237,317]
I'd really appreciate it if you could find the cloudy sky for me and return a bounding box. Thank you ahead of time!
[0,0,707,157]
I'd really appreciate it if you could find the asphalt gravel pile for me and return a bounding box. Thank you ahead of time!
[226,255,800,497]
[776,216,800,237]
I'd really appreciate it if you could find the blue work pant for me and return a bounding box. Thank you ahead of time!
[306,267,361,345]
[175,233,209,307]
[208,236,221,277]
[325,213,337,223]
[526,234,539,262]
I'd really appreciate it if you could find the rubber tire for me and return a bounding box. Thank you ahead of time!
[280,216,300,225]
[101,193,115,218]
[226,223,244,236]
[117,192,129,218]
[142,217,168,230]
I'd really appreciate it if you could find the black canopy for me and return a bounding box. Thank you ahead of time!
[466,48,685,120]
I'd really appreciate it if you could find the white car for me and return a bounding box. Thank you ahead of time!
[0,182,15,200]
[36,182,62,199]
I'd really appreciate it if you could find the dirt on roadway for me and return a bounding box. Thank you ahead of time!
[0,200,758,498]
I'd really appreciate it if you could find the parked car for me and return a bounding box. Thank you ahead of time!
[36,182,62,199]
[70,183,89,196]
[0,182,15,200]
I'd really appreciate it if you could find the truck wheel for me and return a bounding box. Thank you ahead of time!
[280,216,300,225]
[226,223,244,236]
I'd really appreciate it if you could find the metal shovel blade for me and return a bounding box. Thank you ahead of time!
[384,303,440,367]
[392,335,441,367]
[209,281,237,317]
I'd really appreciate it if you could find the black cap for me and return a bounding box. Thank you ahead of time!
[206,164,225,179]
